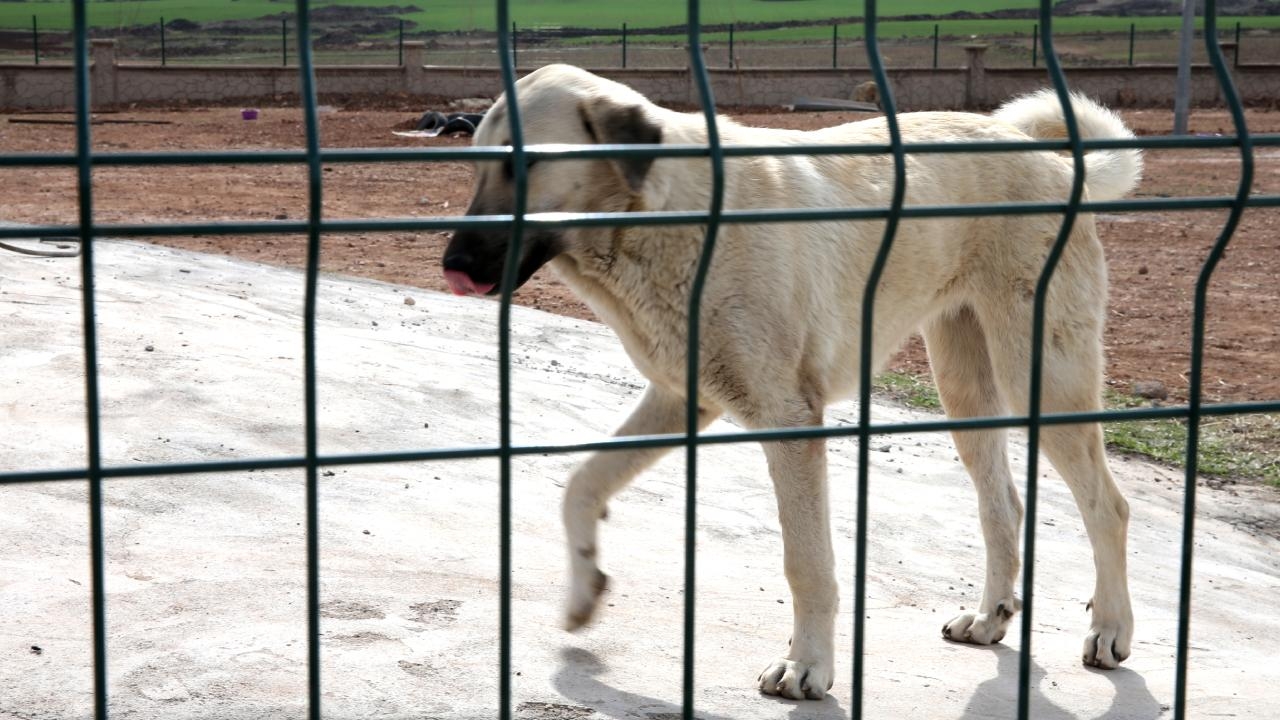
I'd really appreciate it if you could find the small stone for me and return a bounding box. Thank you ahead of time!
[1132,380,1168,400]
[404,296,416,306]
[144,345,154,352]
[1137,265,1149,275]
[362,530,371,535]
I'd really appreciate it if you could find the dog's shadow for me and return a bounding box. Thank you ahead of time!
[960,644,1164,720]
[552,646,847,720]
[553,644,1162,719]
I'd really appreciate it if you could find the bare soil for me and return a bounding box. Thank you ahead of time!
[2,103,1277,406]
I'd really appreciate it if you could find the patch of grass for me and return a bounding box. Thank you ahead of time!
[873,375,1280,486]
[1103,392,1280,486]
[873,370,943,412]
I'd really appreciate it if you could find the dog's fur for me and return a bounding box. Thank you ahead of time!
[443,65,1141,701]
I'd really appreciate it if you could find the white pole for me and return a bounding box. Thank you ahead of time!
[1173,0,1197,135]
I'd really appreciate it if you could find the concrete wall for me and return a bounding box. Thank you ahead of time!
[2,38,1276,112]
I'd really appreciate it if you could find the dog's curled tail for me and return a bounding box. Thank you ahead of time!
[993,89,1142,201]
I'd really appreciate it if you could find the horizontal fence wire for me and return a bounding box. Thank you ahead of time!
[0,0,1266,718]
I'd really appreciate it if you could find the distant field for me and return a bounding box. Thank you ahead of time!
[0,0,1225,33]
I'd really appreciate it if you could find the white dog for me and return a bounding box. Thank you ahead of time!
[443,64,1141,701]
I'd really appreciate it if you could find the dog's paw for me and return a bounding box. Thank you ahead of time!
[757,656,834,701]
[1082,613,1132,668]
[563,567,608,631]
[942,599,1020,645]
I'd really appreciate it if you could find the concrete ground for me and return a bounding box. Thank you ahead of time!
[1,240,1278,720]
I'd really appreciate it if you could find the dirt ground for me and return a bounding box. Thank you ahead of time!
[1,102,1277,406]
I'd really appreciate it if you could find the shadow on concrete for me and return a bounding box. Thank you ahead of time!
[552,646,848,720]
[960,643,1163,720]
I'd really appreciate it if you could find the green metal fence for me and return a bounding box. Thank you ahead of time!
[1,0,1278,718]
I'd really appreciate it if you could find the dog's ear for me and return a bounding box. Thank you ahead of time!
[578,99,662,193]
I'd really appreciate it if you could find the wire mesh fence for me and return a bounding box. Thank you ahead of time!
[1,0,1279,719]
[4,15,1277,68]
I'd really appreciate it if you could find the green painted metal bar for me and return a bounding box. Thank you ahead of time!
[8,192,1280,245]
[1018,2,1088,716]
[495,3,526,718]
[1175,2,1253,717]
[854,0,907,713]
[11,131,1277,171]
[70,1,108,716]
[398,19,404,66]
[6,397,1280,489]
[292,1,325,717]
[282,18,288,67]
[1032,23,1038,67]
[728,23,734,68]
[683,2,725,716]
[1234,21,1241,67]
[1128,23,1135,66]
[832,23,838,68]
[622,23,627,68]
[161,17,166,66]
[31,15,38,65]
[933,23,939,68]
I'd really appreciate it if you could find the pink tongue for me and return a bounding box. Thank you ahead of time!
[444,269,496,296]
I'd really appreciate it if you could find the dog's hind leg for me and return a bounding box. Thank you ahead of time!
[926,306,1025,647]
[562,383,721,630]
[753,400,838,701]
[976,288,1134,669]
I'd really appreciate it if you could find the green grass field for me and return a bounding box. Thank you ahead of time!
[3,0,1270,36]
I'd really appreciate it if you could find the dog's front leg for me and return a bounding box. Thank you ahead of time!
[562,384,721,630]
[756,435,838,701]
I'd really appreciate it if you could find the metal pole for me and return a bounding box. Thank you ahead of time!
[932,23,939,68]
[398,19,404,66]
[31,15,38,66]
[511,22,517,68]
[728,23,734,68]
[622,23,627,68]
[282,18,288,66]
[1128,23,1135,65]
[1174,0,1195,134]
[161,17,166,66]
[1235,21,1241,67]
[1031,23,1038,67]
[832,23,837,69]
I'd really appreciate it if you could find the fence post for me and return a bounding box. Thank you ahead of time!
[90,38,119,109]
[1235,21,1241,67]
[161,17,166,66]
[622,23,627,68]
[832,23,838,69]
[728,23,734,69]
[1031,23,1038,67]
[932,23,939,68]
[402,40,425,94]
[31,15,38,66]
[1128,23,1135,65]
[398,19,404,66]
[963,43,988,110]
[282,19,288,66]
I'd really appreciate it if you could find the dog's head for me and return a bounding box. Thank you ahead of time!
[442,65,662,296]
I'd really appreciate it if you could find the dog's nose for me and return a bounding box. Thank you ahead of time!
[442,250,474,273]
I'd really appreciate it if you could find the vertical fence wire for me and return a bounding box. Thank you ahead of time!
[683,3,726,717]
[495,4,525,718]
[71,1,108,717]
[1017,3,1088,716]
[293,1,325,717]
[853,1,907,715]
[1174,2,1254,717]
